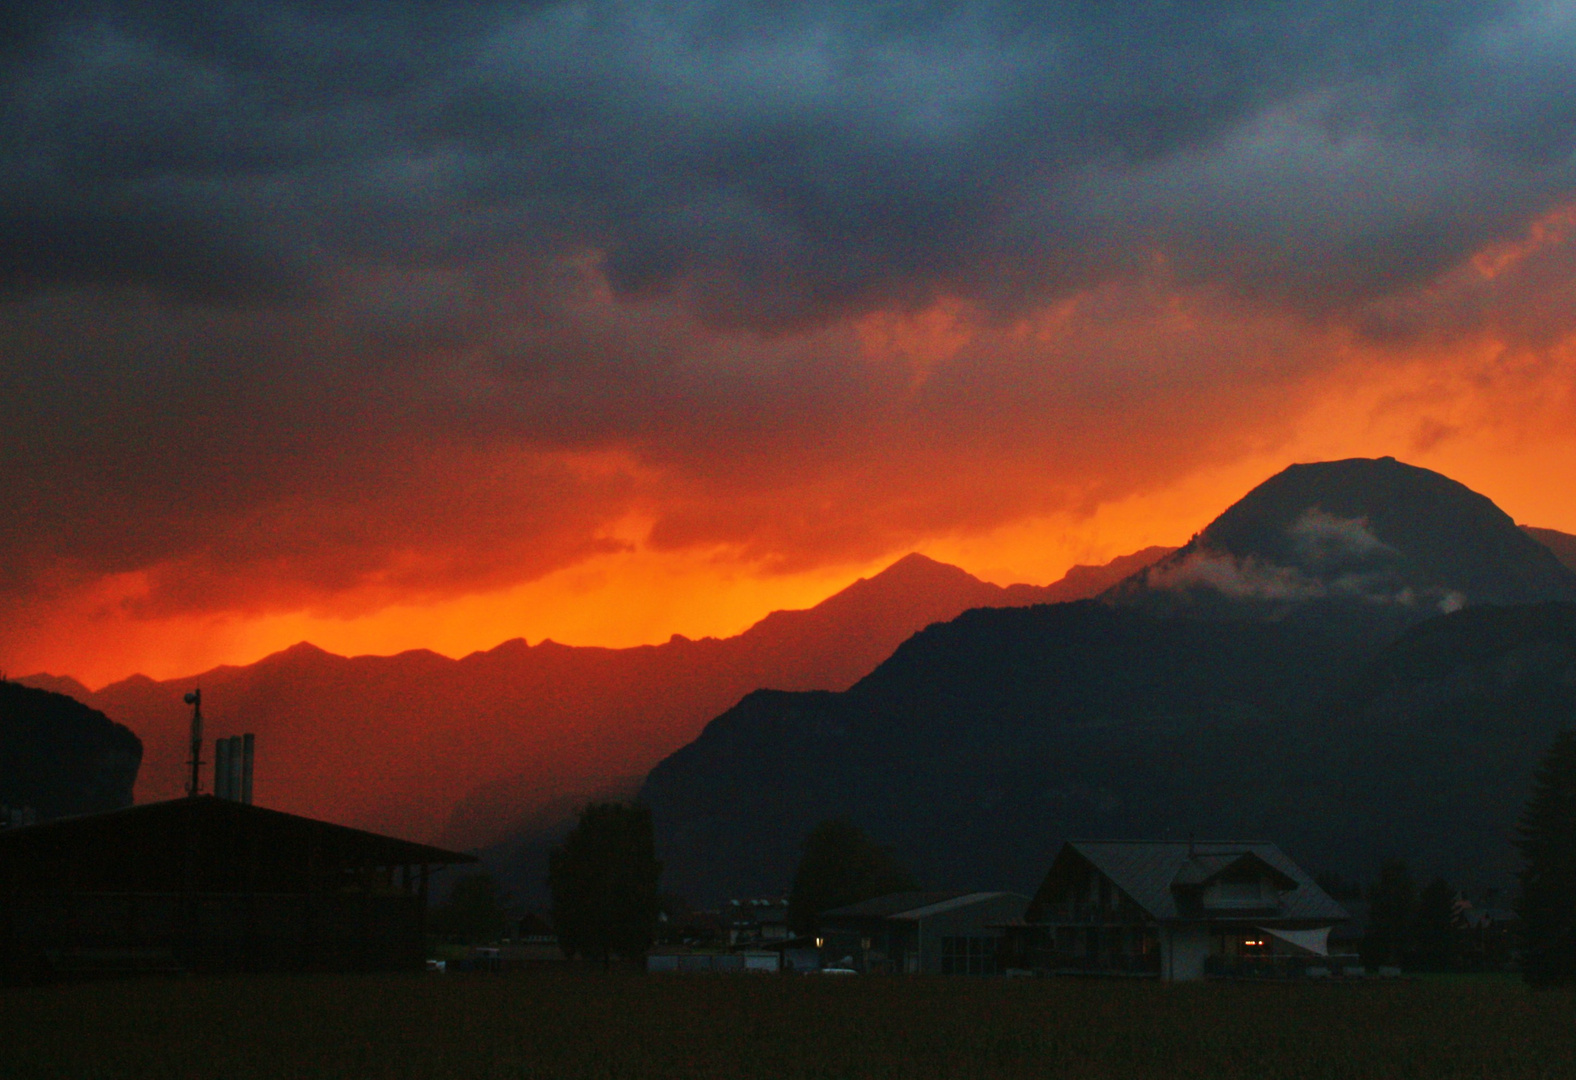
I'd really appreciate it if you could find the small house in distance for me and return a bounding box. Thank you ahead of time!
[1007,841,1349,981]
[726,898,791,946]
[819,891,1029,974]
[0,796,475,981]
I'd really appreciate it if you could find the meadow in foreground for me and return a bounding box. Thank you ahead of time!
[1,971,1570,1080]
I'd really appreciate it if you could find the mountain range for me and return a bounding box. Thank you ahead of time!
[641,458,1576,903]
[17,455,1576,911]
[19,545,1168,846]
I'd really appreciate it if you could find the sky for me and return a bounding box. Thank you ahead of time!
[6,1,1576,688]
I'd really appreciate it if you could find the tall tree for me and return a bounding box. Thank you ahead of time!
[548,802,662,967]
[1411,877,1457,971]
[787,818,918,935]
[432,872,507,944]
[1518,729,1576,986]
[1364,859,1416,967]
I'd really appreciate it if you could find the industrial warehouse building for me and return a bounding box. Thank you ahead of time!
[0,795,475,981]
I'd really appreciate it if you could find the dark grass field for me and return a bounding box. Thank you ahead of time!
[2,971,1572,1080]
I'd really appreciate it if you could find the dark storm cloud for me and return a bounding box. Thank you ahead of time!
[5,0,1569,317]
[5,0,1576,634]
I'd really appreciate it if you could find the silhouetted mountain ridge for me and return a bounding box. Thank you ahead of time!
[18,547,1164,846]
[643,459,1576,902]
[0,680,142,822]
[642,602,1386,900]
[1524,525,1576,573]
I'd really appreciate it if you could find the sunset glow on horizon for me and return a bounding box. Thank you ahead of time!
[7,3,1576,689]
[15,323,1576,690]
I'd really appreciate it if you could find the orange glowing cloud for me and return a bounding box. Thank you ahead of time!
[13,239,1576,691]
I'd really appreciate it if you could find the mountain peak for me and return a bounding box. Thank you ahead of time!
[859,552,984,588]
[883,551,952,571]
[1108,457,1576,614]
[13,672,95,701]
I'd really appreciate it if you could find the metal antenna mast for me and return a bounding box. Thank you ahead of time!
[183,689,204,796]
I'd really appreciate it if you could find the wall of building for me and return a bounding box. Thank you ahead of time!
[2,890,424,979]
[912,894,1029,975]
[1161,925,1212,981]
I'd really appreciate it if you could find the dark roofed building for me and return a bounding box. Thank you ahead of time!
[1009,841,1349,981]
[0,796,475,981]
[822,892,963,921]
[819,891,1029,974]
[725,898,791,945]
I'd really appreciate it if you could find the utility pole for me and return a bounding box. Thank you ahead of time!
[184,689,204,797]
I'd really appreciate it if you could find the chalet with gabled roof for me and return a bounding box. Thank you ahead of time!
[1008,840,1350,980]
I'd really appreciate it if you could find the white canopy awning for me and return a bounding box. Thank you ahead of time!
[1258,926,1331,957]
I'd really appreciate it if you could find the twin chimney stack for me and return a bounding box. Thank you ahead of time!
[213,733,256,804]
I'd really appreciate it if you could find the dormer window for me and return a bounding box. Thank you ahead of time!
[1202,876,1279,909]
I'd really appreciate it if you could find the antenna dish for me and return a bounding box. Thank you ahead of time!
[183,692,199,705]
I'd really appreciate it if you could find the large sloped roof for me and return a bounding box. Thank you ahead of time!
[823,891,1028,921]
[0,796,475,893]
[888,892,1028,921]
[1061,840,1348,923]
[822,892,965,919]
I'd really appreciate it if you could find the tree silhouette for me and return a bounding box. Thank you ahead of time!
[1518,729,1576,986]
[787,818,918,935]
[1363,859,1415,967]
[1411,877,1457,971]
[549,802,662,968]
[432,871,507,944]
